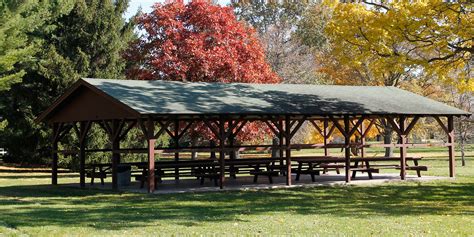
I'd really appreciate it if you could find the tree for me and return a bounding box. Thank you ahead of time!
[300,1,473,156]
[0,0,134,164]
[325,0,473,92]
[0,0,58,91]
[124,1,280,144]
[233,1,321,84]
[124,1,279,83]
[449,88,473,166]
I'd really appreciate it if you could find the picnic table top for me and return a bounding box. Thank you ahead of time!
[291,156,422,163]
[88,156,422,169]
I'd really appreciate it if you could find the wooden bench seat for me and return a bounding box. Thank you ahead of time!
[396,166,428,177]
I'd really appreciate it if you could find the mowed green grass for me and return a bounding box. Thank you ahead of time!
[1,152,473,236]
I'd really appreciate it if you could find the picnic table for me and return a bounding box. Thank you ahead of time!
[86,163,112,185]
[290,156,426,181]
[350,157,426,178]
[226,158,280,183]
[291,156,344,181]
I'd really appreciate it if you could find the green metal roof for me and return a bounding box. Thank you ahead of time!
[83,78,469,116]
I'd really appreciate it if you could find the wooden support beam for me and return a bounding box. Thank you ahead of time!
[119,121,137,140]
[218,117,226,189]
[290,117,306,139]
[350,119,362,136]
[344,116,351,183]
[278,118,284,167]
[174,119,180,181]
[147,138,156,193]
[348,117,365,138]
[323,119,329,157]
[309,120,323,136]
[434,116,449,135]
[448,116,455,177]
[51,122,74,185]
[74,121,91,188]
[202,119,220,139]
[399,116,407,180]
[111,120,121,190]
[404,116,420,135]
[232,120,248,137]
[360,121,366,158]
[285,115,292,186]
[327,124,336,137]
[51,123,60,185]
[265,120,280,137]
[386,117,403,136]
[362,119,376,138]
[177,120,194,141]
[330,117,347,138]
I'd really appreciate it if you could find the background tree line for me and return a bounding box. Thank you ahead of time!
[0,0,471,167]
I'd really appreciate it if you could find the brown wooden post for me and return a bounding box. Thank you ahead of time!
[279,118,284,168]
[52,123,60,185]
[448,116,455,177]
[218,117,226,189]
[285,115,292,186]
[147,138,156,193]
[360,121,366,158]
[399,116,407,180]
[323,119,329,157]
[174,119,179,181]
[77,121,91,188]
[343,116,351,183]
[111,120,120,190]
[146,118,156,193]
[79,137,86,188]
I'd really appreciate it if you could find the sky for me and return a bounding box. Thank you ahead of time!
[125,0,231,19]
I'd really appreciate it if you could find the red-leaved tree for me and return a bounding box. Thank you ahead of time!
[124,0,281,143]
[124,0,279,83]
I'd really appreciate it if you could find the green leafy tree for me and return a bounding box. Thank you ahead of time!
[0,0,134,165]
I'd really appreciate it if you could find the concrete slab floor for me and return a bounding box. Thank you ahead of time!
[61,172,451,194]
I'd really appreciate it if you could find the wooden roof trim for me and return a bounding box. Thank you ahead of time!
[35,79,140,123]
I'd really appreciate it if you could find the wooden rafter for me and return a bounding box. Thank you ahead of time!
[404,116,420,135]
[154,120,172,139]
[330,117,347,138]
[327,124,336,137]
[202,118,220,138]
[157,120,174,138]
[386,117,403,136]
[309,120,323,136]
[348,116,365,138]
[290,117,306,139]
[434,116,449,135]
[350,120,362,136]
[176,120,194,140]
[265,120,280,137]
[362,119,376,138]
[232,120,248,137]
[119,120,137,140]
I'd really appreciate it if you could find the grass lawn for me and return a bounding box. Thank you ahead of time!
[1,152,473,236]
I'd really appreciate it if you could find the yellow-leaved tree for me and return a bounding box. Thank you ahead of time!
[299,0,472,156]
[324,0,473,91]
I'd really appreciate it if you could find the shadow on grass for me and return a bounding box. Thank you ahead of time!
[0,181,473,230]
[0,174,78,179]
